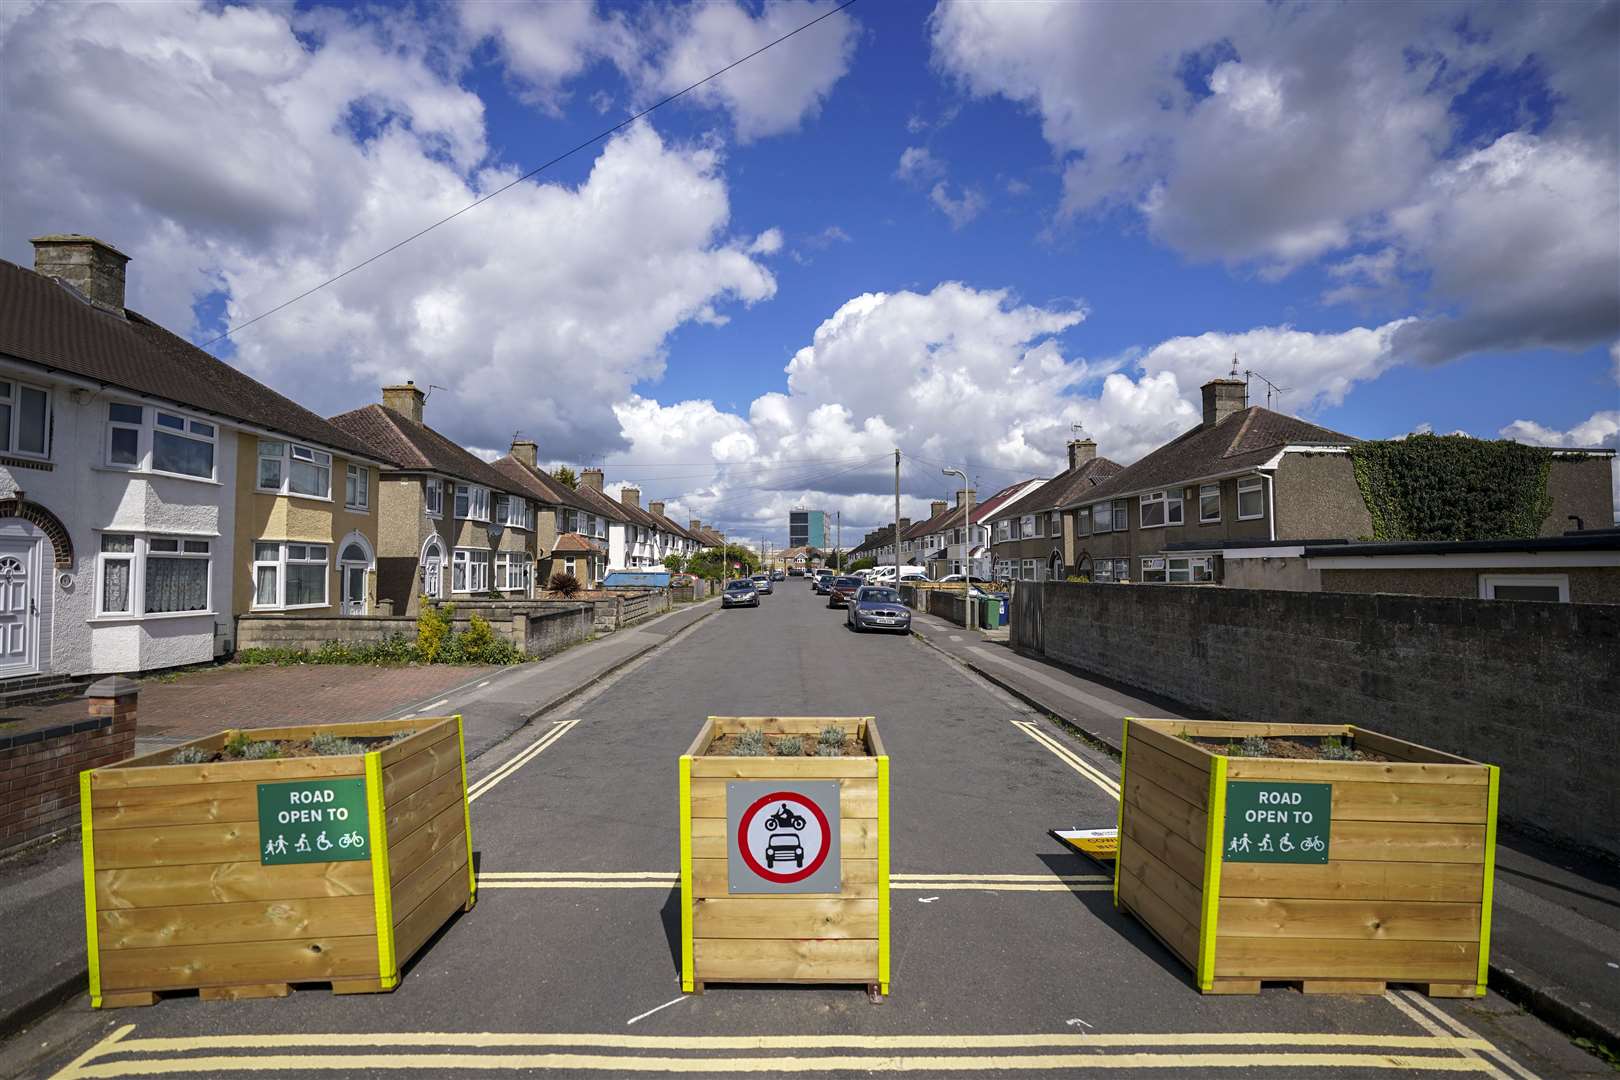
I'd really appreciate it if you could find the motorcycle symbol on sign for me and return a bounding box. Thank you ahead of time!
[763,803,807,832]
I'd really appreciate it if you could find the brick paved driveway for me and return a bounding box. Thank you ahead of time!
[5,662,494,747]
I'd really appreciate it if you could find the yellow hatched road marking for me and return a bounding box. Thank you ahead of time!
[468,719,580,802]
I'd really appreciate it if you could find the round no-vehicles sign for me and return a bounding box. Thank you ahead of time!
[726,781,841,893]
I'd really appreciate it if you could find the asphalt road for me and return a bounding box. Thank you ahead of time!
[4,581,1601,1078]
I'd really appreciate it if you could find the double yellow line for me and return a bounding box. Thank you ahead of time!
[467,719,580,803]
[477,871,1113,893]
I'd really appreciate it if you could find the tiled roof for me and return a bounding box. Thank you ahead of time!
[569,482,633,526]
[1062,407,1356,508]
[552,533,595,553]
[645,508,698,542]
[902,477,1044,540]
[0,258,381,461]
[491,456,594,511]
[328,404,526,493]
[988,457,1124,521]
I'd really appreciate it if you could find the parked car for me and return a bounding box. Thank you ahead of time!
[750,573,774,595]
[772,568,786,581]
[847,586,911,633]
[933,574,995,586]
[827,576,863,608]
[722,579,760,608]
[870,566,930,584]
[813,570,835,594]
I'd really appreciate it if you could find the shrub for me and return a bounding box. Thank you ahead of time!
[775,735,804,757]
[442,614,523,665]
[311,732,367,756]
[733,730,767,756]
[170,746,210,765]
[549,572,583,598]
[817,724,846,751]
[242,740,282,760]
[1319,736,1363,761]
[236,646,306,666]
[1234,735,1271,758]
[1349,434,1554,541]
[418,603,454,663]
[816,743,842,757]
[223,732,252,759]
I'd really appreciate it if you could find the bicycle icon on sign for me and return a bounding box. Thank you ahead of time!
[338,830,366,849]
[764,803,806,832]
[1300,835,1326,853]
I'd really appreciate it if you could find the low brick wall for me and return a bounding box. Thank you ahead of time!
[1,684,137,856]
[237,601,594,659]
[672,579,711,602]
[1012,582,1620,858]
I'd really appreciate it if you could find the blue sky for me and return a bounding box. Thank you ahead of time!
[2,0,1616,541]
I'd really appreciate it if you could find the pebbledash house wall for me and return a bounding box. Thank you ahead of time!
[0,364,237,676]
[1011,582,1620,859]
[375,474,539,617]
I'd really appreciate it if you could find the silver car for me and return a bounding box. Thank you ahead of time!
[722,579,759,608]
[847,586,911,633]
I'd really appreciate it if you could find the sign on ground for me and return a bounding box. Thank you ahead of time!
[257,777,370,865]
[1223,780,1331,863]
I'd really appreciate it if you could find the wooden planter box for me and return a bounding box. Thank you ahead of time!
[80,716,475,1007]
[678,716,889,996]
[1116,719,1498,997]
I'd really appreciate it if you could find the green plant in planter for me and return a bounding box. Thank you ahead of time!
[1233,735,1271,758]
[311,732,367,757]
[776,735,804,756]
[816,743,842,757]
[733,730,767,756]
[817,725,846,752]
[222,732,252,759]
[171,746,210,765]
[242,740,282,760]
[1319,736,1362,761]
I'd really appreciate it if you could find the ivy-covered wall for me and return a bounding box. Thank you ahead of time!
[1348,434,1554,540]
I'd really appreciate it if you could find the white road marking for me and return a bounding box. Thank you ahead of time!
[423,698,451,711]
[1398,992,1540,1080]
[400,713,417,721]
[1066,1019,1094,1030]
[478,680,492,689]
[625,996,687,1026]
[1382,992,1511,1080]
[918,896,939,903]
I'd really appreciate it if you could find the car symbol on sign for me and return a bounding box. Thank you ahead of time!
[765,831,804,869]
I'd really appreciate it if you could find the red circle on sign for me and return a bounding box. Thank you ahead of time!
[736,790,832,884]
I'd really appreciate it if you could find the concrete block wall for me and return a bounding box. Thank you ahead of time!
[1012,582,1620,858]
[237,600,595,658]
[0,685,137,855]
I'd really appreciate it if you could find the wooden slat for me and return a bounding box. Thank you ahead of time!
[1218,898,1481,942]
[199,983,291,1001]
[381,732,462,805]
[94,821,258,869]
[90,781,259,830]
[1124,741,1211,812]
[1139,720,1350,741]
[1124,770,1207,850]
[1128,722,1218,772]
[379,717,457,766]
[683,718,716,758]
[389,801,469,886]
[692,858,877,899]
[1331,820,1485,864]
[97,861,373,910]
[688,757,878,780]
[1121,836,1203,928]
[694,938,877,982]
[1225,758,1485,786]
[1117,864,1198,967]
[710,717,870,737]
[90,757,362,790]
[1214,937,1477,982]
[690,818,878,860]
[864,720,886,758]
[391,835,468,921]
[386,768,464,845]
[1330,781,1488,824]
[1349,728,1481,767]
[98,732,233,772]
[393,863,470,964]
[99,894,376,950]
[694,898,877,939]
[1219,860,1483,903]
[99,935,380,991]
[1121,804,1205,887]
[690,779,877,820]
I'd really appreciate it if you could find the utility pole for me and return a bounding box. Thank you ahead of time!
[836,511,841,570]
[942,467,974,630]
[893,449,901,586]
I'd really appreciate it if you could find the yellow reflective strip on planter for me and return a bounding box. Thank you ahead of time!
[678,755,694,993]
[877,754,891,995]
[366,752,398,989]
[457,716,475,907]
[1477,764,1500,996]
[1114,719,1130,909]
[1197,755,1228,992]
[79,770,102,1008]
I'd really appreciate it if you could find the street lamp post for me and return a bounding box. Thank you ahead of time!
[942,467,974,631]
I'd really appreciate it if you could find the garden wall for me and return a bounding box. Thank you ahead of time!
[1011,582,1620,858]
[236,601,594,659]
[0,680,136,856]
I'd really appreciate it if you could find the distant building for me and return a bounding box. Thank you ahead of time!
[790,508,827,549]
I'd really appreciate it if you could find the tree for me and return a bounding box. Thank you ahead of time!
[848,557,876,571]
[553,465,578,489]
[686,546,760,582]
[662,553,686,573]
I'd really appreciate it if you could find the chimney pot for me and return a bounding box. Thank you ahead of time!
[1201,376,1248,428]
[31,234,129,315]
[954,488,977,509]
[1067,438,1097,470]
[930,500,947,517]
[381,381,425,424]
[510,438,538,469]
[620,486,640,509]
[690,519,702,531]
[580,467,604,492]
[649,501,665,517]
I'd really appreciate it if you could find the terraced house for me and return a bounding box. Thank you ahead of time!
[331,384,541,614]
[0,234,386,682]
[986,437,1122,582]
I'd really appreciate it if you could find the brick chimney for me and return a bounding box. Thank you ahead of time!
[31,234,129,316]
[1067,438,1097,470]
[1201,376,1248,428]
[580,467,604,492]
[620,486,640,509]
[510,438,538,469]
[954,488,977,509]
[382,381,425,424]
[930,500,947,518]
[690,518,702,531]
[649,501,666,517]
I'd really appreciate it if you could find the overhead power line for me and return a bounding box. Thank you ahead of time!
[201,0,861,350]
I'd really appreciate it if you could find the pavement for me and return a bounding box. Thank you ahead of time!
[910,609,1620,1063]
[0,597,717,1049]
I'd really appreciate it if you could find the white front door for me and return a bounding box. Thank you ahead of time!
[0,539,40,677]
[341,565,368,615]
[422,541,443,601]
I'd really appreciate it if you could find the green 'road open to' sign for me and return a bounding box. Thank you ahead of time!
[257,777,371,865]
[1223,780,1332,863]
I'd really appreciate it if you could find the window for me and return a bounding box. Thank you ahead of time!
[1238,477,1265,520]
[1140,491,1183,528]
[452,548,490,592]
[1051,512,1062,535]
[494,494,532,530]
[257,440,330,497]
[96,533,211,616]
[152,411,215,478]
[0,379,51,458]
[1167,556,1215,583]
[454,484,490,522]
[496,552,532,592]
[996,520,1011,542]
[1092,502,1110,532]
[1077,507,1091,535]
[1479,574,1569,603]
[563,556,578,577]
[425,478,444,517]
[1113,558,1131,581]
[253,542,328,609]
[1022,514,1038,538]
[1093,559,1114,583]
[1140,557,1167,583]
[1200,484,1221,524]
[107,403,141,467]
[1022,558,1037,580]
[1111,499,1129,532]
[344,464,369,510]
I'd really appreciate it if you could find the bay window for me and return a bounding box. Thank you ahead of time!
[1200,483,1221,524]
[1238,477,1265,520]
[1022,514,1038,538]
[258,440,331,498]
[996,520,1011,542]
[452,548,490,592]
[344,463,369,510]
[495,495,532,530]
[0,379,50,458]
[455,484,490,522]
[253,542,329,609]
[425,478,444,517]
[96,533,212,617]
[106,402,215,479]
[496,552,532,592]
